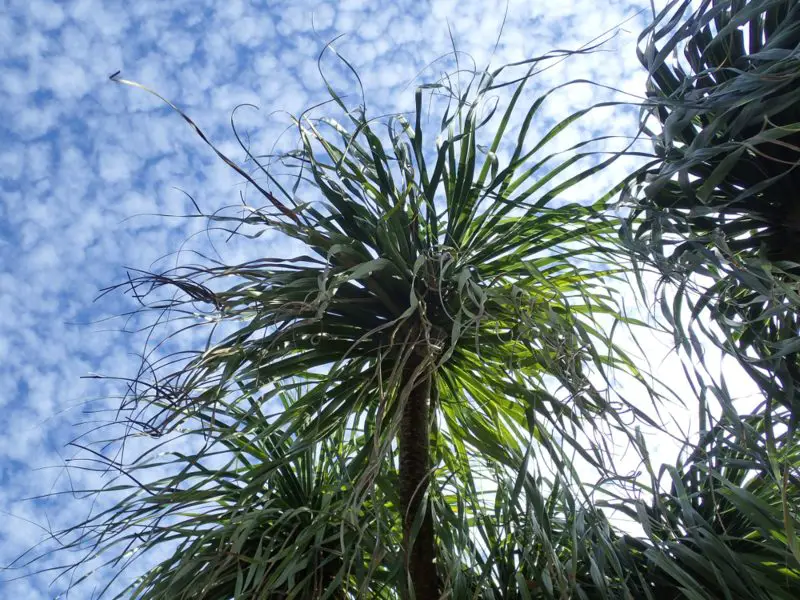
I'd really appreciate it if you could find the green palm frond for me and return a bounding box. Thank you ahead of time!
[619,0,800,418]
[601,399,800,600]
[55,50,670,598]
[38,394,399,599]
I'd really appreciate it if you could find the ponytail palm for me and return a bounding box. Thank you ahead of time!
[44,51,667,599]
[620,0,800,417]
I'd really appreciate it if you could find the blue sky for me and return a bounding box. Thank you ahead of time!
[0,0,762,597]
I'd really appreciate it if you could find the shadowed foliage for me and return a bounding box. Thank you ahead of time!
[619,0,800,421]
[604,398,800,599]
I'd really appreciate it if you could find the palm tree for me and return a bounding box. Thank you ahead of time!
[32,45,679,599]
[619,0,800,419]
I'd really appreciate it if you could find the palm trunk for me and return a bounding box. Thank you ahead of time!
[399,350,438,600]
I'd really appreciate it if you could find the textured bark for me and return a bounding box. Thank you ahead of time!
[399,351,438,600]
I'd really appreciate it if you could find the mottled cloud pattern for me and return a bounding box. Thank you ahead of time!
[0,0,757,597]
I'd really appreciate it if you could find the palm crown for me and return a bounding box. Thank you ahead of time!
[72,49,665,599]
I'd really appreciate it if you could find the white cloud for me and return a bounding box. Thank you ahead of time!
[0,151,24,181]
[24,140,54,182]
[30,0,66,31]
[3,67,34,97]
[27,243,60,271]
[46,55,91,99]
[159,31,197,65]
[98,148,135,183]
[10,102,59,140]
[355,17,384,40]
[59,23,91,60]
